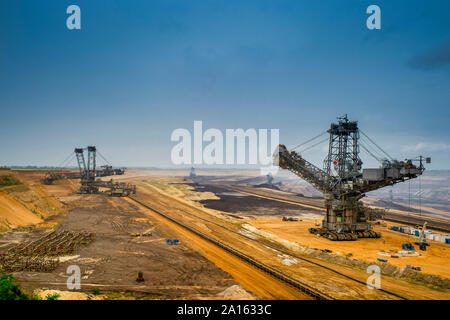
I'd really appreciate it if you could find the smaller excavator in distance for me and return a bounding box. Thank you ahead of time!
[415,222,429,247]
[43,154,125,185]
[282,217,300,222]
[75,146,136,196]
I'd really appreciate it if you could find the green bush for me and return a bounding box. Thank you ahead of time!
[0,175,22,187]
[0,273,29,300]
[46,292,60,300]
[90,288,101,295]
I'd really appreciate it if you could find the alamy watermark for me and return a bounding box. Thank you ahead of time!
[366,264,381,290]
[366,5,381,30]
[66,265,81,290]
[66,5,81,30]
[64,5,379,31]
[171,121,279,174]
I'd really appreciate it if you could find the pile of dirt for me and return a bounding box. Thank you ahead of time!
[278,254,299,266]
[34,289,102,300]
[217,285,254,300]
[0,192,43,228]
[0,170,68,231]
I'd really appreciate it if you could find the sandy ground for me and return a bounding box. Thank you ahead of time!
[0,192,42,228]
[1,193,246,299]
[0,170,257,300]
[2,169,449,300]
[132,177,450,299]
[0,170,69,229]
[218,184,450,233]
[139,174,450,298]
[35,289,103,300]
[200,183,449,280]
[126,196,309,300]
[248,218,450,279]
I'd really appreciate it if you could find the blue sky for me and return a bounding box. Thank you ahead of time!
[0,0,449,169]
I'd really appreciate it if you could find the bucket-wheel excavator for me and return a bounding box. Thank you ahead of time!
[43,147,125,185]
[75,146,136,196]
[276,115,429,241]
[75,146,99,194]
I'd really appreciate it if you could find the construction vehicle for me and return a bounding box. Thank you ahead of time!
[105,181,136,197]
[402,243,415,251]
[43,171,80,185]
[42,149,126,185]
[415,222,429,247]
[136,271,145,282]
[276,115,429,241]
[130,232,152,237]
[96,165,125,177]
[282,217,299,222]
[75,146,98,194]
[184,167,197,181]
[74,146,136,196]
[406,265,421,271]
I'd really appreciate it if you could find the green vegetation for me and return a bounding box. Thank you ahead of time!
[2,184,29,193]
[90,288,101,295]
[45,292,60,300]
[0,273,36,300]
[0,218,11,233]
[13,225,34,231]
[0,175,22,187]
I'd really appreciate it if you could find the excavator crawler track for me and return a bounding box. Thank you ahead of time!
[309,228,380,241]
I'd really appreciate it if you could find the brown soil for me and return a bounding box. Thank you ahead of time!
[220,184,450,233]
[133,179,436,299]
[0,192,42,228]
[2,169,449,300]
[248,218,450,279]
[126,196,308,300]
[135,175,449,299]
[0,170,255,299]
